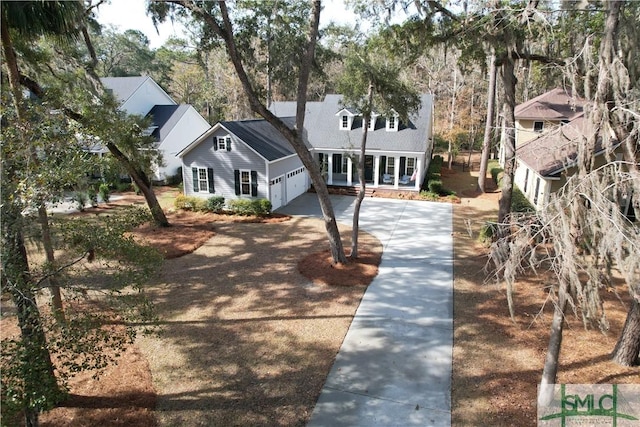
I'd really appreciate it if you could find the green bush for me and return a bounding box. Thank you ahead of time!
[115,182,132,192]
[490,166,504,186]
[72,191,88,211]
[227,198,272,216]
[205,196,225,213]
[511,186,535,213]
[87,187,99,207]
[419,190,440,201]
[252,199,272,216]
[479,222,497,246]
[227,199,254,215]
[99,183,110,203]
[428,180,445,195]
[175,195,206,211]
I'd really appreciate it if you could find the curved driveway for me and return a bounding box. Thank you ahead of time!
[278,193,452,427]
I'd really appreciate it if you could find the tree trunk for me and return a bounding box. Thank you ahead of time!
[538,289,568,406]
[105,142,170,227]
[351,87,374,260]
[478,46,497,192]
[612,298,640,366]
[497,54,517,231]
[200,0,347,263]
[2,205,60,427]
[37,205,65,322]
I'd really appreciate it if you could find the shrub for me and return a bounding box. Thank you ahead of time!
[175,195,206,211]
[72,192,88,211]
[490,166,504,186]
[87,186,99,207]
[252,199,272,216]
[479,222,497,246]
[428,180,445,195]
[228,198,272,216]
[205,196,225,213]
[227,199,254,215]
[419,190,439,201]
[511,186,535,213]
[115,182,132,192]
[99,183,110,203]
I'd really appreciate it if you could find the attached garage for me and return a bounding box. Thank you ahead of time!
[285,167,307,204]
[270,176,284,210]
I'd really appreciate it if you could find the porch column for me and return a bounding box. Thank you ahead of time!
[414,157,422,191]
[327,153,334,185]
[347,157,353,186]
[373,155,380,187]
[393,156,400,189]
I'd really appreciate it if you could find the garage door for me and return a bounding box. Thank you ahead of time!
[286,167,307,204]
[270,176,283,210]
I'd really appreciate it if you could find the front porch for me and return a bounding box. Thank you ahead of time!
[318,152,423,191]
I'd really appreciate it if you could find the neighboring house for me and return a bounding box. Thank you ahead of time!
[506,88,625,211]
[178,94,435,209]
[100,76,210,182]
[178,118,307,210]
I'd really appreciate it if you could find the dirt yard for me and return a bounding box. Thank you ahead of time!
[4,159,639,426]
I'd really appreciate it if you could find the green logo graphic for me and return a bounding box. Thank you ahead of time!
[538,384,640,426]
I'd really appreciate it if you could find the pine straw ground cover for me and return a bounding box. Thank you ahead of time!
[4,166,639,426]
[1,187,381,426]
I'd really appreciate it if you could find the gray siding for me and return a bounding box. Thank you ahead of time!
[182,130,267,201]
[269,155,305,179]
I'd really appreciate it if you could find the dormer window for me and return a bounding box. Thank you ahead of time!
[367,113,379,131]
[336,108,357,130]
[386,112,399,132]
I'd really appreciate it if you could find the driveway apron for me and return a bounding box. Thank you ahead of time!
[278,194,453,427]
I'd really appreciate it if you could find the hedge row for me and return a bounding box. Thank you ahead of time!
[423,155,455,196]
[174,195,272,216]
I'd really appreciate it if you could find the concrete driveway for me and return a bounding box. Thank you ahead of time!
[277,193,453,427]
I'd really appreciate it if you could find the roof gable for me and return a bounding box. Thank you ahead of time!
[220,119,296,161]
[101,76,149,104]
[147,104,190,143]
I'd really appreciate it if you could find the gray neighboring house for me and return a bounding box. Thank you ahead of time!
[179,93,434,209]
[177,118,307,210]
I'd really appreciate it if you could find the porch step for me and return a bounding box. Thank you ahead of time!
[326,185,375,197]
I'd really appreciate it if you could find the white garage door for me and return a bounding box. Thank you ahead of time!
[270,176,283,210]
[285,167,307,204]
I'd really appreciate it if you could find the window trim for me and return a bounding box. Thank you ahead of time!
[240,169,252,196]
[533,121,544,133]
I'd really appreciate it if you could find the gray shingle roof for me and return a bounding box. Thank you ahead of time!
[271,94,433,153]
[147,104,190,144]
[100,76,149,104]
[220,118,297,161]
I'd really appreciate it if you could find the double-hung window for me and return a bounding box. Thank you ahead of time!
[192,167,214,193]
[241,170,251,195]
[387,157,395,175]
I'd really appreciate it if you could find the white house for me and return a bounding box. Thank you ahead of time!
[100,76,210,182]
[178,94,434,209]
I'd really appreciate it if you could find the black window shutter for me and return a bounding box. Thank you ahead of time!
[251,170,258,197]
[226,137,232,151]
[207,168,215,193]
[234,169,240,195]
[213,137,218,151]
[192,167,199,192]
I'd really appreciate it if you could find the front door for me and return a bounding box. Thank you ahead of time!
[365,155,374,182]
